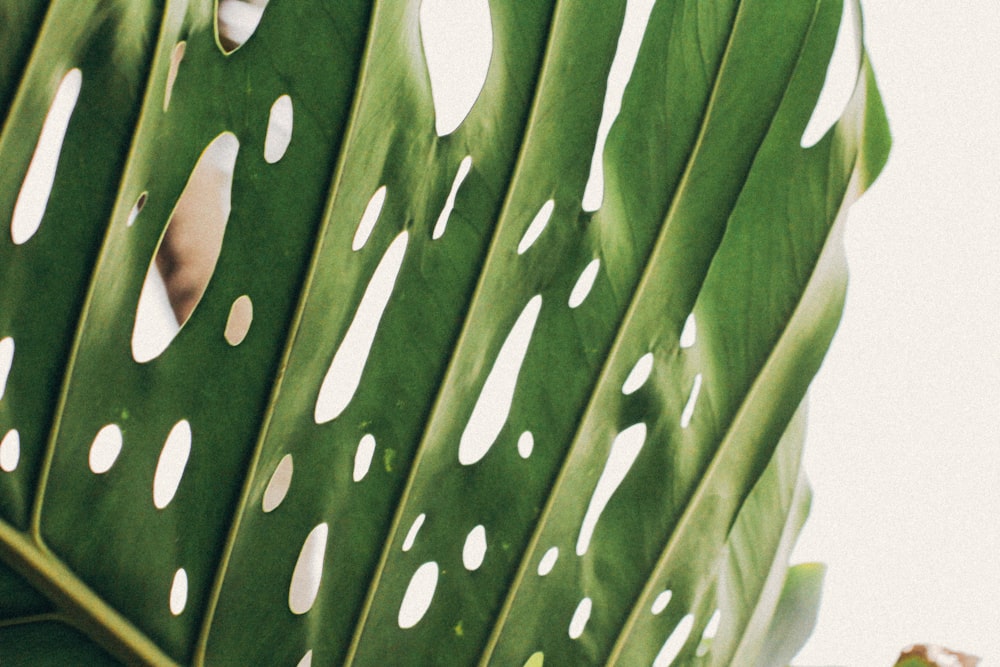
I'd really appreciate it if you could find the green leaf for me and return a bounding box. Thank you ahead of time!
[0,0,889,664]
[756,563,827,667]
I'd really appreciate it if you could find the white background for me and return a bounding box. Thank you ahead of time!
[792,2,1000,665]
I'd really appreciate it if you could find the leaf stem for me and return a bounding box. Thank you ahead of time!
[0,520,179,666]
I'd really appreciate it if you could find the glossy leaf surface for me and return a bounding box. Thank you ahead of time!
[0,0,889,664]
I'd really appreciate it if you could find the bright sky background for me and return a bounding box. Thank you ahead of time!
[792,2,1000,665]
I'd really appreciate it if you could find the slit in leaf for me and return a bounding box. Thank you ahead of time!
[582,0,656,211]
[653,613,695,667]
[264,94,293,163]
[11,68,82,245]
[315,232,409,423]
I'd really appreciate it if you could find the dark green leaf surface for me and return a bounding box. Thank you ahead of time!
[0,0,889,664]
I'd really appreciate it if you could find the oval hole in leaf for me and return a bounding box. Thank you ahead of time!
[537,547,558,576]
[169,568,188,615]
[568,597,592,639]
[132,132,239,363]
[0,430,19,473]
[126,192,147,227]
[315,231,408,423]
[402,513,426,552]
[89,424,123,474]
[680,313,696,348]
[680,373,702,429]
[419,0,492,136]
[576,422,646,556]
[264,94,293,163]
[517,200,554,255]
[517,431,534,459]
[568,258,600,308]
[653,613,695,667]
[432,155,472,240]
[217,0,270,53]
[622,352,653,395]
[11,68,82,245]
[353,434,376,482]
[801,0,860,148]
[153,419,191,509]
[262,454,293,513]
[163,42,185,111]
[582,0,656,211]
[398,561,439,629]
[459,295,542,466]
[651,589,672,615]
[462,525,487,571]
[224,295,253,346]
[289,523,328,615]
[352,186,387,251]
[0,337,13,401]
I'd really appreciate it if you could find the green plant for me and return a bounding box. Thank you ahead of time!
[0,0,888,664]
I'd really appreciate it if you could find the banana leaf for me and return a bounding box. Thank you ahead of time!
[0,0,889,664]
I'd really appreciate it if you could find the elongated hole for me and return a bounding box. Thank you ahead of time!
[432,156,472,239]
[420,0,493,135]
[653,614,695,667]
[126,192,147,227]
[262,454,293,512]
[11,68,82,245]
[289,523,328,614]
[582,0,656,211]
[163,42,185,111]
[353,186,387,251]
[0,337,13,402]
[224,295,253,346]
[398,562,439,628]
[402,513,426,552]
[568,598,592,639]
[153,420,191,509]
[315,232,408,423]
[459,296,542,465]
[264,94,293,163]
[517,200,554,255]
[801,0,860,147]
[577,423,646,555]
[132,133,239,363]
